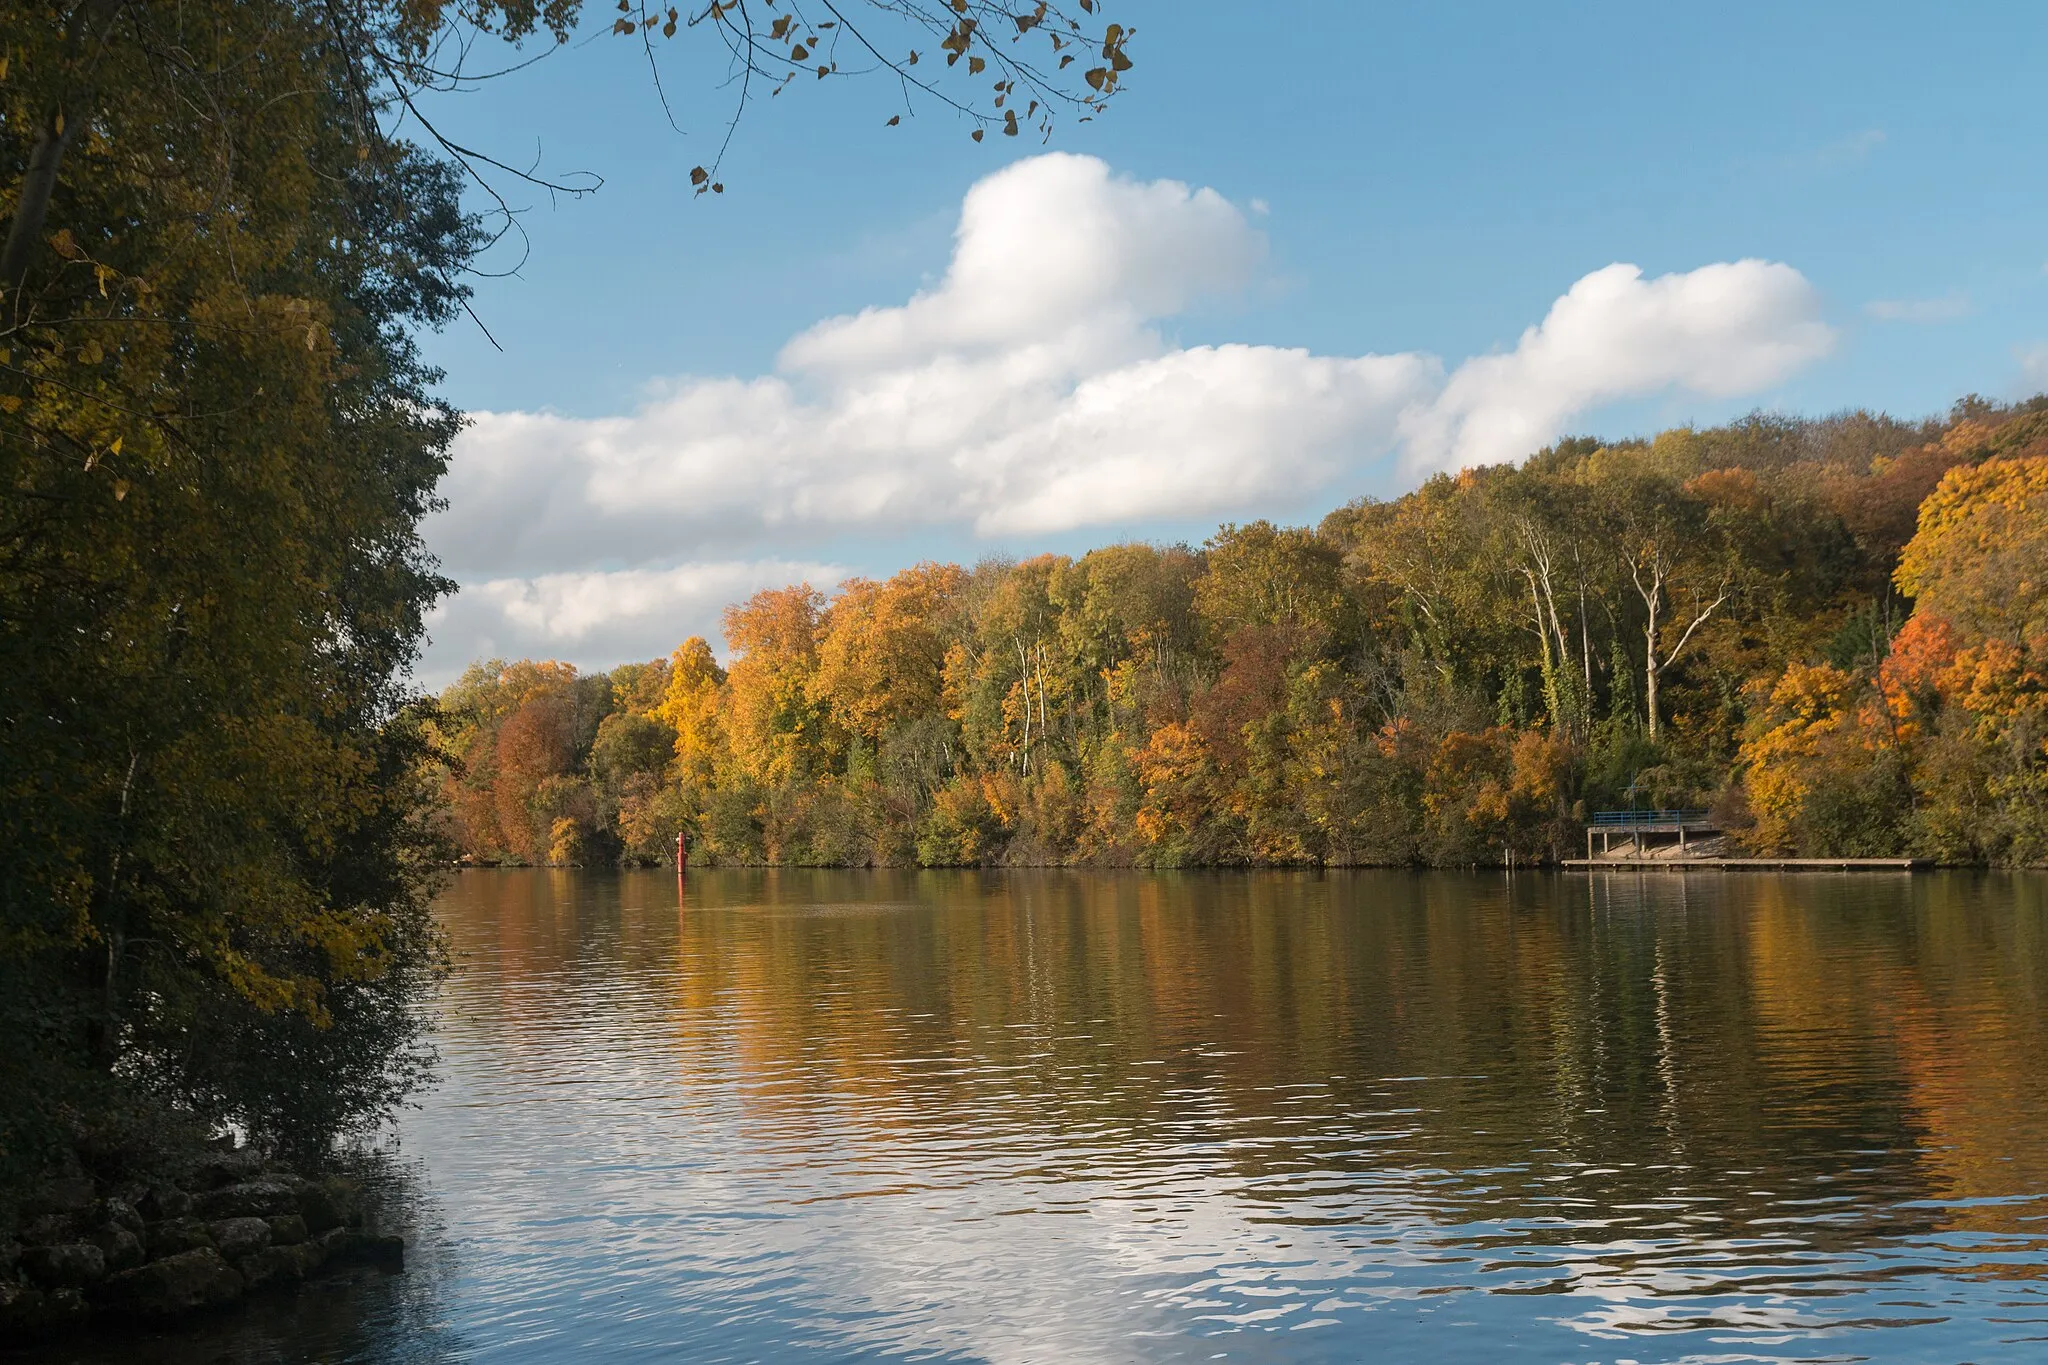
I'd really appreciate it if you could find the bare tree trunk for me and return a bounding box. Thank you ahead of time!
[1643,590,1663,742]
[1630,549,1728,745]
[1,0,127,321]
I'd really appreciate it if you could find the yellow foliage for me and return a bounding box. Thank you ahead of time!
[1897,456,2048,651]
[721,585,828,786]
[548,817,585,867]
[812,563,966,744]
[1737,662,1865,853]
[657,637,727,784]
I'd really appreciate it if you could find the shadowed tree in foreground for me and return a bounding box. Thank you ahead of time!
[0,0,1135,1191]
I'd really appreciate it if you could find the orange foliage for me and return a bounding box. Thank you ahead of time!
[721,584,829,786]
[813,563,966,745]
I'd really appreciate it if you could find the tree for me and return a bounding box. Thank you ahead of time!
[0,0,1142,1185]
[1588,455,1734,743]
[2,0,477,1169]
[721,584,831,786]
[813,563,966,748]
[656,636,728,786]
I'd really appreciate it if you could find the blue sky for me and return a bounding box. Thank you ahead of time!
[408,0,2048,683]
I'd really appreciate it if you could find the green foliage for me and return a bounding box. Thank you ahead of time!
[1,0,477,1185]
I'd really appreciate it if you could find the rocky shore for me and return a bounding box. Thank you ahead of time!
[0,1145,403,1343]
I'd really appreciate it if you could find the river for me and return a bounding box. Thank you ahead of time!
[34,868,2048,1362]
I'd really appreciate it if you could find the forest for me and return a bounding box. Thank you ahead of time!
[431,397,2048,869]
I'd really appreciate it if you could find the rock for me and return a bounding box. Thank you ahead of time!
[89,1224,146,1273]
[22,1241,106,1289]
[297,1176,361,1233]
[20,1212,79,1246]
[146,1217,215,1258]
[236,1238,323,1292]
[136,1183,194,1221]
[208,1217,271,1259]
[192,1148,264,1190]
[266,1213,308,1246]
[196,1180,300,1220]
[311,1226,358,1264]
[97,1248,244,1320]
[95,1197,145,1234]
[0,1239,19,1276]
[20,1176,95,1218]
[235,1244,298,1292]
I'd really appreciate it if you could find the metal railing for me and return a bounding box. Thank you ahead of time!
[1588,809,1713,828]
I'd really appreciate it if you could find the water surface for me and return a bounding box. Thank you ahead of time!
[38,869,2048,1362]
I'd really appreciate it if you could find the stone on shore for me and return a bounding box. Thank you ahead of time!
[136,1183,194,1221]
[235,1236,327,1291]
[297,1176,361,1233]
[208,1216,272,1259]
[21,1242,106,1289]
[196,1180,300,1220]
[146,1217,215,1258]
[88,1223,146,1272]
[191,1148,265,1190]
[19,1177,95,1218]
[97,1197,145,1233]
[6,1152,396,1342]
[96,1247,245,1320]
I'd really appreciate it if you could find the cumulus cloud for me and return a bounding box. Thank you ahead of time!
[419,559,847,679]
[420,153,1835,680]
[1399,261,1835,474]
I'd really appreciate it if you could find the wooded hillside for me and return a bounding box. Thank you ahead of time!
[432,398,2048,867]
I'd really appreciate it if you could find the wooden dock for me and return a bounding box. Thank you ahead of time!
[1565,857,1923,870]
[1584,809,1720,859]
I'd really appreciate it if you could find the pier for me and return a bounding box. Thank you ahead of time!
[1572,809,1923,869]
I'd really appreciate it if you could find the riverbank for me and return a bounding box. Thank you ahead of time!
[0,1144,402,1345]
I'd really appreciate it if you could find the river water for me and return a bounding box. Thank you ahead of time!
[33,869,2048,1362]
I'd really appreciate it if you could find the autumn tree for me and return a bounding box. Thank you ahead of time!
[1584,450,1737,743]
[722,584,833,786]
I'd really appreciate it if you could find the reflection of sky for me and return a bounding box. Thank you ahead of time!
[383,871,2048,1364]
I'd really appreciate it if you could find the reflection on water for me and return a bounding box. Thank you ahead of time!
[37,870,2048,1362]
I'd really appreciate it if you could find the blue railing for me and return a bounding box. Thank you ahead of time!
[1589,809,1713,828]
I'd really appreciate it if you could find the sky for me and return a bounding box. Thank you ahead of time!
[405,0,2048,686]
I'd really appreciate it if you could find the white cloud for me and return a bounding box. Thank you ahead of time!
[1399,261,1835,474]
[1865,292,1973,323]
[419,560,847,680]
[421,153,1836,681]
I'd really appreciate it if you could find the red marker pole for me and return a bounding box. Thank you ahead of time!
[675,830,689,873]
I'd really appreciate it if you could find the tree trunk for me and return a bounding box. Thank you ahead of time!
[0,0,127,319]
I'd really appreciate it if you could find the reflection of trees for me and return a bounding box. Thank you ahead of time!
[437,869,2048,1263]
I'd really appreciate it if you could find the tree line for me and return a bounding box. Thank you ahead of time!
[432,398,2048,869]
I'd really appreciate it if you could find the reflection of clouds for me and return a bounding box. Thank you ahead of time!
[400,869,2048,1363]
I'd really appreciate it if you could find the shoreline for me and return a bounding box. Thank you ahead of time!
[1,1147,403,1346]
